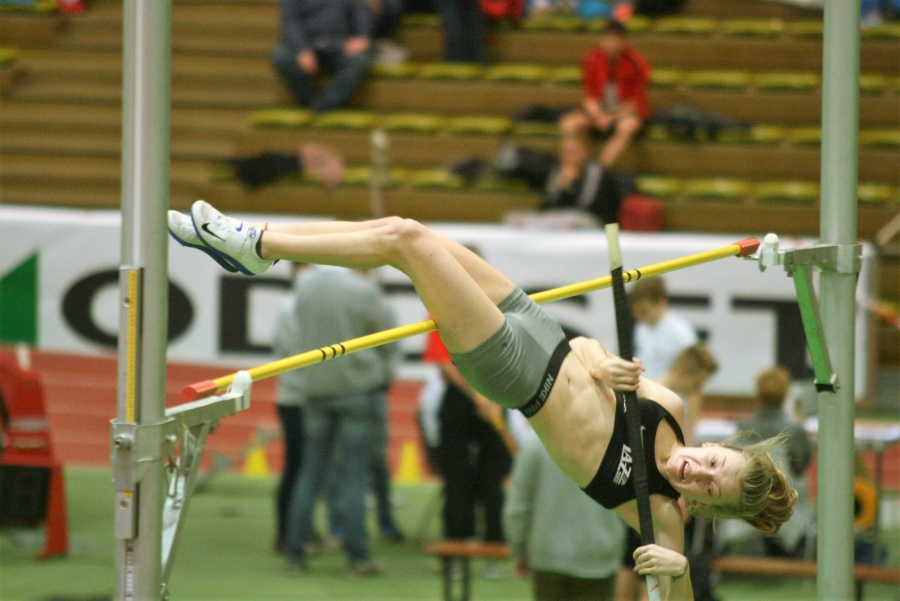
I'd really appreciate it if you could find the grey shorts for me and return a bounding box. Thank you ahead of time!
[449,288,570,416]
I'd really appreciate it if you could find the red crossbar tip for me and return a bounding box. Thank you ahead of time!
[182,380,219,402]
[734,238,761,257]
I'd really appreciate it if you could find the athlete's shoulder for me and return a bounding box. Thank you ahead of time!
[637,379,685,423]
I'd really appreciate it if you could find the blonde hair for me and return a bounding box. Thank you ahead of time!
[685,432,798,534]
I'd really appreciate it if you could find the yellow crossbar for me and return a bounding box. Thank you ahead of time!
[183,238,759,401]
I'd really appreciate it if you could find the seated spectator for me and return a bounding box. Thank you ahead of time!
[560,20,650,168]
[541,133,622,225]
[228,142,345,189]
[504,429,626,601]
[272,0,374,112]
[493,134,622,226]
[717,367,813,558]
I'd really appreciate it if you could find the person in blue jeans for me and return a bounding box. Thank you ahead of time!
[272,0,374,112]
[291,390,387,575]
[326,392,405,544]
[271,264,397,576]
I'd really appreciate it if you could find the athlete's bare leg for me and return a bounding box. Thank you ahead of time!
[259,218,515,353]
[260,218,515,309]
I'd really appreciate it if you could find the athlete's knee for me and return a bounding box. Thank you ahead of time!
[371,215,405,229]
[376,217,430,257]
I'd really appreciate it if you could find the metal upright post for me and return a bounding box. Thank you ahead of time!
[113,1,172,599]
[817,1,860,600]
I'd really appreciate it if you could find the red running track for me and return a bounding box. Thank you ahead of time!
[5,349,898,494]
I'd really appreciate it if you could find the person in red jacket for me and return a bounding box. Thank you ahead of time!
[560,20,651,169]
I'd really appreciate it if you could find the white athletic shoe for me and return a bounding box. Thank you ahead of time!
[168,209,239,273]
[190,200,274,275]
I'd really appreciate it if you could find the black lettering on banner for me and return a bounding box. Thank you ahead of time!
[62,270,193,347]
[219,275,291,354]
[731,298,813,380]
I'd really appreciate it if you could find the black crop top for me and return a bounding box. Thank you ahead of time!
[582,393,685,509]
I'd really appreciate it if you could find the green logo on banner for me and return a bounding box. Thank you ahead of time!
[0,253,38,345]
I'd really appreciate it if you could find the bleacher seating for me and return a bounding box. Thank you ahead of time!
[0,1,897,217]
[0,0,898,368]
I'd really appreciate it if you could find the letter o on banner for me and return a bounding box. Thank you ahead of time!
[62,270,194,347]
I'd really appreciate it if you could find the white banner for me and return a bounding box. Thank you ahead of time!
[0,206,874,396]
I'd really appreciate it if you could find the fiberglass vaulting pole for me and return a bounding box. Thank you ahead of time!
[817,1,860,600]
[114,1,172,599]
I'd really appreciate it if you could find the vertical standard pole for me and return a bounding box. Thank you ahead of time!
[115,1,172,599]
[817,1,860,600]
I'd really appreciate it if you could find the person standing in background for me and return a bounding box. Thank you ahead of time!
[422,327,513,577]
[728,366,812,558]
[628,277,698,380]
[281,264,398,576]
[272,0,374,112]
[505,429,626,601]
[273,266,312,554]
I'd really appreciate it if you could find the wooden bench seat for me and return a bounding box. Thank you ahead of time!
[424,541,510,601]
[712,555,900,601]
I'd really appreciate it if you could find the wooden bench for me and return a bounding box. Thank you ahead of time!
[423,540,510,601]
[712,556,900,601]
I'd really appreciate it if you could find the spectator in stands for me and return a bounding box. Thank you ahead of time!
[228,142,345,189]
[656,344,718,446]
[422,325,513,578]
[272,0,374,112]
[282,264,398,577]
[492,134,622,226]
[560,20,650,168]
[505,429,626,601]
[720,366,812,558]
[628,276,698,380]
[437,0,489,65]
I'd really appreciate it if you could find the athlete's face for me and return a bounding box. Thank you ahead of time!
[663,444,746,506]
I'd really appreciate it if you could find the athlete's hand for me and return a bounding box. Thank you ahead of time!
[590,356,645,391]
[633,544,688,578]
